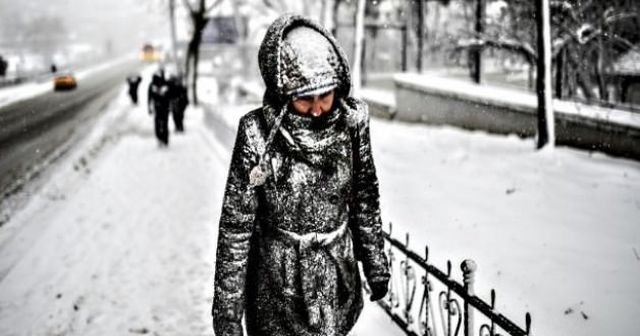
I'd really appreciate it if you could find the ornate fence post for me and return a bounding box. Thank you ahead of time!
[378,227,531,336]
[423,245,431,336]
[461,260,477,336]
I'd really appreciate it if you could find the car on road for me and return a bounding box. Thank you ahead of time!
[140,44,161,62]
[53,74,77,91]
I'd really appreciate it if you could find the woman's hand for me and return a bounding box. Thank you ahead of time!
[369,280,389,301]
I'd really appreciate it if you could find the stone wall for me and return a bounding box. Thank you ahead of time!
[362,73,640,160]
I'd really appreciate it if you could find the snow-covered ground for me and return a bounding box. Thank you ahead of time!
[0,68,638,335]
[203,89,640,335]
[371,121,640,336]
[0,71,402,336]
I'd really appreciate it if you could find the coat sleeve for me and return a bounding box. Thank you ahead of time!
[349,100,390,286]
[213,115,260,336]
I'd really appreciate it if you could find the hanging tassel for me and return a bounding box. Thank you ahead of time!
[249,160,270,187]
[248,104,288,188]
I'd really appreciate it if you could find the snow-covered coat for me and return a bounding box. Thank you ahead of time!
[213,14,390,336]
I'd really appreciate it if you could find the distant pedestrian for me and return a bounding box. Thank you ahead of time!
[212,14,389,336]
[168,74,188,132]
[148,69,164,115]
[126,74,142,105]
[148,70,170,146]
[0,55,7,76]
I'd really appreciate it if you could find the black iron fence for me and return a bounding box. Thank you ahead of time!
[368,223,532,336]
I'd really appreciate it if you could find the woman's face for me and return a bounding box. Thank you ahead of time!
[291,91,335,117]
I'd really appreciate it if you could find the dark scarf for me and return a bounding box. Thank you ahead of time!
[282,103,349,168]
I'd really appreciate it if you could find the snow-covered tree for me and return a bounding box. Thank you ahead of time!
[456,0,640,102]
[549,0,639,100]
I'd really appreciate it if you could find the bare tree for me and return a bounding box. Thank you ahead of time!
[182,0,223,105]
[455,0,537,88]
[549,0,639,101]
[399,0,452,73]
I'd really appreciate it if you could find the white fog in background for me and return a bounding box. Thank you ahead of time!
[0,0,168,70]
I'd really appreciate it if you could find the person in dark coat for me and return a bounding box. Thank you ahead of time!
[167,74,188,132]
[148,70,170,146]
[148,69,165,114]
[126,74,142,105]
[212,14,390,336]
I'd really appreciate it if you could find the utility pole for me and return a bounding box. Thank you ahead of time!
[535,0,555,149]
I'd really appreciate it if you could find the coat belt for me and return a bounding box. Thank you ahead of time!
[272,221,348,251]
[269,221,351,330]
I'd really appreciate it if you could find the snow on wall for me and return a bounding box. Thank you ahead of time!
[394,73,640,129]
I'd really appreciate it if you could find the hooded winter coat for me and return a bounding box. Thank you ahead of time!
[212,14,390,336]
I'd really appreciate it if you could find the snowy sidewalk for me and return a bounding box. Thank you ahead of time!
[0,88,225,335]
[0,75,403,335]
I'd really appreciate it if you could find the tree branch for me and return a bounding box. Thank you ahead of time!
[550,6,637,57]
[576,0,597,18]
[608,33,636,50]
[605,12,638,25]
[456,36,537,64]
[550,0,576,20]
[181,0,195,14]
[205,0,224,13]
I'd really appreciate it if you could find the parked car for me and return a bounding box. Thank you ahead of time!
[53,74,77,91]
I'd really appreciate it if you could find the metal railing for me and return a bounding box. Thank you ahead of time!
[370,223,532,336]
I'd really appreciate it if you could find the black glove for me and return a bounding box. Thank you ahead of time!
[369,280,389,301]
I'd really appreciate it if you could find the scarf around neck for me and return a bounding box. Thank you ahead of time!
[262,101,350,169]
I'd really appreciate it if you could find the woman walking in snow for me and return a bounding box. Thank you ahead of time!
[212,14,389,336]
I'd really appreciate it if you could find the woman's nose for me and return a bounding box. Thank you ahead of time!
[310,100,323,117]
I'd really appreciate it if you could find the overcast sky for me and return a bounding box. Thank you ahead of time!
[0,0,169,53]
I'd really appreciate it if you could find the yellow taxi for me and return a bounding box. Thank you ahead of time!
[53,74,78,91]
